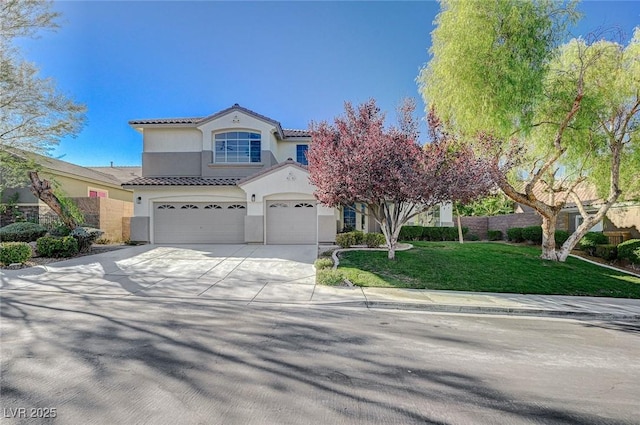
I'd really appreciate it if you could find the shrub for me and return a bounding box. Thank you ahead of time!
[617,239,640,264]
[594,244,617,261]
[49,224,72,237]
[422,226,466,241]
[314,258,334,270]
[36,236,79,258]
[70,227,103,253]
[465,233,480,241]
[521,226,543,244]
[422,226,441,241]
[95,238,111,245]
[316,269,345,286]
[579,232,609,255]
[351,230,364,245]
[336,232,356,248]
[363,232,386,248]
[487,230,502,241]
[554,230,570,246]
[507,227,524,242]
[0,222,48,242]
[0,242,32,265]
[399,226,423,241]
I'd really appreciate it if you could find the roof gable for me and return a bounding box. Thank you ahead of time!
[129,104,309,140]
[237,159,309,186]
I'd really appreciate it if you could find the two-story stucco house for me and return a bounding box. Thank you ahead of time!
[123,104,337,244]
[124,104,454,245]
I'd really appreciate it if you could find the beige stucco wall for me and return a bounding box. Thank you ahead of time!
[197,113,280,154]
[239,164,336,244]
[277,141,309,163]
[140,111,303,178]
[45,173,133,202]
[143,128,202,152]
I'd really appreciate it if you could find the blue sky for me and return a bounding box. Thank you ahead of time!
[15,0,640,166]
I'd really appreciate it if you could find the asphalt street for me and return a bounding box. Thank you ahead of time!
[1,292,639,425]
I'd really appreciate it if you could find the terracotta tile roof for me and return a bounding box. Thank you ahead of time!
[129,104,309,139]
[128,117,201,125]
[122,176,240,186]
[283,129,310,137]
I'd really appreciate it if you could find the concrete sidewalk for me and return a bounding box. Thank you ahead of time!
[312,285,640,320]
[1,244,639,320]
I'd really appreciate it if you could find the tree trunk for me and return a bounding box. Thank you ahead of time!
[456,206,464,244]
[28,171,78,229]
[387,240,396,260]
[540,215,560,261]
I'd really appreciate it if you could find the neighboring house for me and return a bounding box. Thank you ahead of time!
[1,150,141,241]
[124,104,454,245]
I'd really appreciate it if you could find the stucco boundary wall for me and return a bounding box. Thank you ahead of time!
[72,197,134,242]
[459,213,543,241]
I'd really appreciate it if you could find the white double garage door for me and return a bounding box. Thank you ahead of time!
[154,201,317,244]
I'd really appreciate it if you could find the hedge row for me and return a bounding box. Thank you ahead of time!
[507,226,569,246]
[580,238,640,263]
[398,226,468,242]
[336,231,386,249]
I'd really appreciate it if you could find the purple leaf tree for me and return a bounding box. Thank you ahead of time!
[308,99,493,259]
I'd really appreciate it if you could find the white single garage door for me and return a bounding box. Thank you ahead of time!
[154,202,246,243]
[266,200,317,244]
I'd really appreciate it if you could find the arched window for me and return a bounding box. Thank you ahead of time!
[204,204,222,209]
[227,204,246,209]
[157,204,175,209]
[214,132,261,163]
[180,204,199,209]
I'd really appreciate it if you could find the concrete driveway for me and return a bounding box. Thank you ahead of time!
[0,244,320,303]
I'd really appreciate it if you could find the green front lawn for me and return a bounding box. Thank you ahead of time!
[337,242,640,298]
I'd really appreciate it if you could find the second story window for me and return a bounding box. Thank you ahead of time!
[215,132,261,163]
[296,144,308,165]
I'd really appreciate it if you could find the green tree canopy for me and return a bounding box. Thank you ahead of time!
[1,0,86,191]
[419,0,578,139]
[419,0,639,261]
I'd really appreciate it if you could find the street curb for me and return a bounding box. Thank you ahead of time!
[363,301,640,321]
